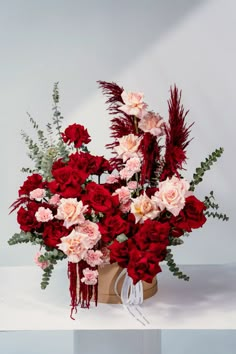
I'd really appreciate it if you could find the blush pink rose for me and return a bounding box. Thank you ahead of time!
[76,220,101,248]
[138,112,165,137]
[34,252,49,270]
[84,250,103,267]
[81,268,99,285]
[131,193,160,223]
[114,134,142,162]
[35,207,53,222]
[29,188,46,201]
[55,198,88,228]
[120,91,148,118]
[154,176,190,216]
[57,229,91,263]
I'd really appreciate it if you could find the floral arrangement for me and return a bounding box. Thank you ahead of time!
[9,81,228,317]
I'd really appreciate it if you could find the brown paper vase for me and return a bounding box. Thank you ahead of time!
[97,263,158,304]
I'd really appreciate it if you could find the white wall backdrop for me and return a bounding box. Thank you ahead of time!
[0,0,234,267]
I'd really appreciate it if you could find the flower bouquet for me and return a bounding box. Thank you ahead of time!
[9,81,228,318]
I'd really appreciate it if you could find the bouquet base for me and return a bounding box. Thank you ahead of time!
[96,263,158,304]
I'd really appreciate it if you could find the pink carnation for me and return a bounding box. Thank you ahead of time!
[34,252,49,270]
[49,194,60,205]
[127,181,138,190]
[106,175,119,184]
[125,157,141,172]
[29,188,45,201]
[35,207,53,222]
[113,186,131,204]
[100,247,110,266]
[81,268,99,285]
[84,250,103,267]
[119,167,134,180]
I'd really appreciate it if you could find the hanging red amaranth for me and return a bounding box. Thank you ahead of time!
[68,261,98,318]
[78,260,98,309]
[68,262,78,320]
[160,86,193,181]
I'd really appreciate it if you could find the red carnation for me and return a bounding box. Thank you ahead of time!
[99,214,130,243]
[133,220,170,252]
[17,202,41,232]
[127,249,162,284]
[62,123,91,148]
[83,182,119,214]
[109,239,129,268]
[19,174,45,197]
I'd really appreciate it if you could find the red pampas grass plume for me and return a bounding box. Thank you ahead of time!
[160,86,193,180]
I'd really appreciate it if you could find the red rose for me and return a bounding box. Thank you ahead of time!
[183,195,207,229]
[42,220,72,248]
[19,174,45,197]
[109,239,129,268]
[133,220,170,255]
[62,123,91,148]
[99,214,130,243]
[127,249,162,284]
[170,211,192,237]
[17,202,41,232]
[83,182,118,213]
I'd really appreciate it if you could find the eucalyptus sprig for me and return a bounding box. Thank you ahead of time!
[165,248,190,281]
[190,147,224,191]
[203,190,229,221]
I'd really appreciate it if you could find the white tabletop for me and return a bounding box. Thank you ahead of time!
[0,264,235,331]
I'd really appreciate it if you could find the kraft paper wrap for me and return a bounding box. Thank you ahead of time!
[77,263,158,304]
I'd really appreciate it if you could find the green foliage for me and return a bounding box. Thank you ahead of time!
[41,265,54,289]
[190,147,224,191]
[116,233,128,243]
[52,82,64,140]
[39,249,67,289]
[165,248,190,281]
[169,237,184,246]
[8,231,33,245]
[8,231,45,246]
[20,83,71,179]
[204,190,229,221]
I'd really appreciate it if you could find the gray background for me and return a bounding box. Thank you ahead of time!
[0,0,235,353]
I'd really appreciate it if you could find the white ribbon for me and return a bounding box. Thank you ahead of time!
[114,269,150,327]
